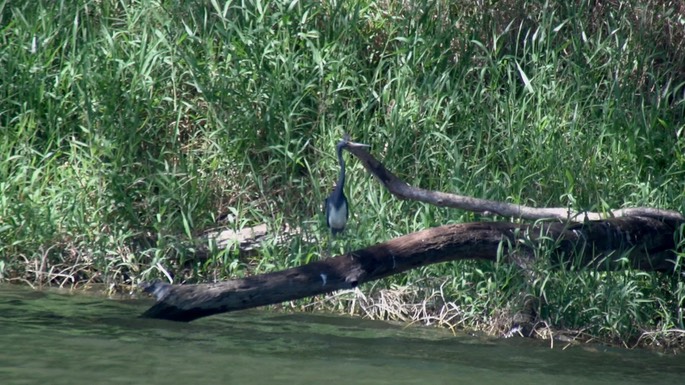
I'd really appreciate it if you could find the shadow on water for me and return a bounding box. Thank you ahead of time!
[0,285,682,385]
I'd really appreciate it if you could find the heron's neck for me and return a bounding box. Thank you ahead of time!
[336,147,345,191]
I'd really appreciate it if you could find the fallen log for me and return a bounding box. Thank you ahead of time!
[141,215,683,321]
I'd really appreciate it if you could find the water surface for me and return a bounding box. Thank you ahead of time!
[0,285,682,384]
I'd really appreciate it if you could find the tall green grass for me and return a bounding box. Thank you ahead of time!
[1,0,684,346]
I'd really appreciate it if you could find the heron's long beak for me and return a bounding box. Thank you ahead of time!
[347,141,371,149]
[338,134,370,149]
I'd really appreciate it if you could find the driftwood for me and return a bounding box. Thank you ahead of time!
[201,223,304,258]
[141,140,685,321]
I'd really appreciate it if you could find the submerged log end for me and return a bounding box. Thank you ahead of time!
[139,281,218,322]
[140,281,171,301]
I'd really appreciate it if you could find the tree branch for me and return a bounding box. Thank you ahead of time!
[343,142,684,222]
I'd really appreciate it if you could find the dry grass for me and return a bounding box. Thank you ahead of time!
[302,281,685,353]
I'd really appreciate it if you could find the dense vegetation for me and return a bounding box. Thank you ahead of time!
[1,0,684,349]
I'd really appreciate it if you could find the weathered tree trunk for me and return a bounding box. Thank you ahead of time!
[142,215,683,322]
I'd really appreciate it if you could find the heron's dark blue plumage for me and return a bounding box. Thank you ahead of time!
[325,140,349,235]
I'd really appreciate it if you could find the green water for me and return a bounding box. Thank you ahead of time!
[0,285,682,384]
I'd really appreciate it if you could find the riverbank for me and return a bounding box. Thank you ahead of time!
[2,0,684,351]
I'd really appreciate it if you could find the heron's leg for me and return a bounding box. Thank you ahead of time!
[334,231,347,256]
[327,232,333,256]
[327,232,344,257]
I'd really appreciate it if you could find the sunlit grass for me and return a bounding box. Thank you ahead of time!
[1,0,684,348]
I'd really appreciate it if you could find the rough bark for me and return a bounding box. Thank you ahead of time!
[142,215,683,322]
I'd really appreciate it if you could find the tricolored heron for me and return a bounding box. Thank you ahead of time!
[324,139,349,236]
[324,136,370,238]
